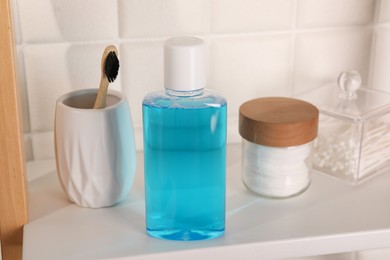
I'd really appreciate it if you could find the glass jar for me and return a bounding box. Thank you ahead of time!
[239,97,319,198]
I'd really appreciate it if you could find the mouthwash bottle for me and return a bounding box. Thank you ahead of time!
[142,37,227,241]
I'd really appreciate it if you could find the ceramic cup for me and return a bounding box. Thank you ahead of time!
[54,89,136,208]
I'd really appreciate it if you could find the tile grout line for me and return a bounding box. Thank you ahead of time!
[207,0,212,90]
[115,0,121,45]
[17,25,375,48]
[289,0,299,97]
[11,0,36,160]
[114,0,124,93]
[17,43,36,161]
[374,0,382,24]
[367,0,381,89]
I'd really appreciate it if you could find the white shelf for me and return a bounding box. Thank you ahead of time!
[23,144,390,259]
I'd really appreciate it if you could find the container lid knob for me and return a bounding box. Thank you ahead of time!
[338,70,361,100]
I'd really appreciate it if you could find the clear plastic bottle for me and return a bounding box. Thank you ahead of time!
[142,37,227,241]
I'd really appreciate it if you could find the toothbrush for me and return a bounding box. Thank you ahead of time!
[93,45,120,109]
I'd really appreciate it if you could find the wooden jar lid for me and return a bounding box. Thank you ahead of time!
[239,97,319,147]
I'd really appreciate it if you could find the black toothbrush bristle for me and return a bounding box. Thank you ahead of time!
[104,51,120,83]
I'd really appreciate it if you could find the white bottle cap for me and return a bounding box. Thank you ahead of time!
[164,36,206,91]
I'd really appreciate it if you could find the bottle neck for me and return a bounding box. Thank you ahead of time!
[165,88,204,97]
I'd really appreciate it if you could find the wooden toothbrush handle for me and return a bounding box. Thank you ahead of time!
[93,76,109,109]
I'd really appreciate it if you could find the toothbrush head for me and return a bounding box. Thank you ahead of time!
[104,51,120,83]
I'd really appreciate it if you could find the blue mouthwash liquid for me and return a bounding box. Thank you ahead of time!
[142,90,226,241]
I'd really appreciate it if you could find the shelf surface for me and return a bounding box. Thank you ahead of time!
[23,144,390,259]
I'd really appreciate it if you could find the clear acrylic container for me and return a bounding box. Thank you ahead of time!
[298,70,390,185]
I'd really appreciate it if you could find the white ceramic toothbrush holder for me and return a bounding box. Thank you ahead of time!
[54,89,136,208]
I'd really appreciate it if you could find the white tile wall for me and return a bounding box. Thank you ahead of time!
[24,43,73,132]
[294,29,372,94]
[370,0,390,91]
[379,0,390,23]
[10,0,388,161]
[371,28,390,91]
[297,0,375,28]
[120,41,164,125]
[18,0,119,43]
[11,0,22,44]
[16,47,30,133]
[211,0,294,33]
[31,132,55,160]
[210,35,292,116]
[118,0,210,38]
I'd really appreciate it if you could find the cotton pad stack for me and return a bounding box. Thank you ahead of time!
[239,97,319,198]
